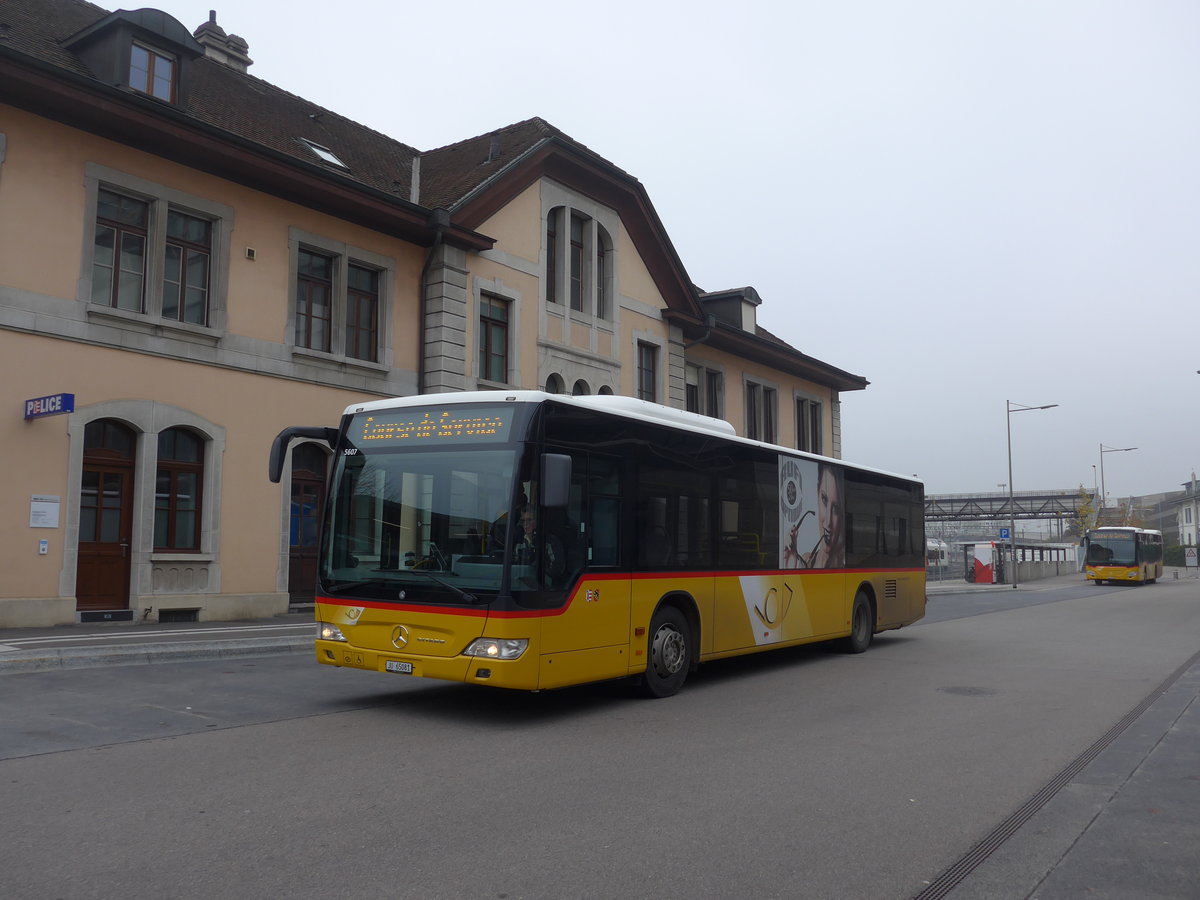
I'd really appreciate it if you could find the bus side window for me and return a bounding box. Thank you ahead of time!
[638,495,672,568]
[586,454,621,567]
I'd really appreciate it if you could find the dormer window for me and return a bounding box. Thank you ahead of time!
[63,9,202,107]
[130,42,176,101]
[300,139,348,169]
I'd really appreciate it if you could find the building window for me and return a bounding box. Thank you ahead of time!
[299,138,348,169]
[796,397,823,454]
[746,381,777,442]
[596,234,610,319]
[685,365,724,418]
[93,189,149,313]
[637,343,658,402]
[546,209,559,304]
[296,249,334,353]
[289,231,391,365]
[570,213,586,312]
[545,373,565,394]
[163,209,211,325]
[155,427,204,552]
[85,171,230,331]
[572,379,590,396]
[130,43,175,102]
[345,265,379,362]
[706,370,722,418]
[546,206,612,318]
[479,294,509,383]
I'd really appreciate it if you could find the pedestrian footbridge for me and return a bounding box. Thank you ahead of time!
[925,489,1092,521]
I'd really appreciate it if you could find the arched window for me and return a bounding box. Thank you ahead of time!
[545,206,613,319]
[572,379,590,396]
[545,208,560,304]
[596,225,612,319]
[598,385,614,396]
[545,374,565,394]
[155,427,204,551]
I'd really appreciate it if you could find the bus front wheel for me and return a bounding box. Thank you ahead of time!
[640,606,690,698]
[841,591,874,654]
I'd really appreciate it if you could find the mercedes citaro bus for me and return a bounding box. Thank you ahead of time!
[269,391,926,697]
[1083,527,1163,585]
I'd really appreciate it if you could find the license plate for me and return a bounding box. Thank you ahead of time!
[385,660,413,674]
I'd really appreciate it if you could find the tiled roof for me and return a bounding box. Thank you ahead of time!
[4,0,418,198]
[185,61,418,198]
[418,117,631,211]
[0,0,99,77]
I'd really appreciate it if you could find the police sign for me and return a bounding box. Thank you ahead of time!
[24,393,75,420]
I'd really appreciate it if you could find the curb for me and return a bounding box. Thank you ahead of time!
[0,636,311,674]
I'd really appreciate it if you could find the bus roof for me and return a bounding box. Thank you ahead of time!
[343,390,923,486]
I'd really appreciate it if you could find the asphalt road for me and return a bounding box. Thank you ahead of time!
[2,577,1198,899]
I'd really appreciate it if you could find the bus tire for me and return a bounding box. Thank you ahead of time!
[841,591,874,654]
[639,605,690,698]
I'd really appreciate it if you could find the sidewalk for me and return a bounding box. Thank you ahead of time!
[925,570,1083,595]
[938,646,1200,899]
[0,612,314,674]
[926,566,1198,596]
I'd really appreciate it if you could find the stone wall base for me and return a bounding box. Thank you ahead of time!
[0,593,291,629]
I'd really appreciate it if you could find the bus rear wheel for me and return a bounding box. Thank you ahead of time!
[639,606,690,698]
[841,591,874,654]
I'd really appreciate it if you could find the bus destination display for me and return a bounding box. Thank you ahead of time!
[356,406,513,445]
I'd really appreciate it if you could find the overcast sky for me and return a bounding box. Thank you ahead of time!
[155,0,1200,500]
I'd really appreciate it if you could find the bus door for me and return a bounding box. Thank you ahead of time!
[539,451,630,659]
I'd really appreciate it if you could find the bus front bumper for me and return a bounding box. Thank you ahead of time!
[315,639,542,690]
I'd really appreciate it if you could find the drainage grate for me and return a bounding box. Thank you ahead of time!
[158,608,200,623]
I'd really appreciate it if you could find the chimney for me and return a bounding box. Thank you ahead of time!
[193,11,253,73]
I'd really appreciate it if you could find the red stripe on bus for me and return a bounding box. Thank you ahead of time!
[316,567,923,620]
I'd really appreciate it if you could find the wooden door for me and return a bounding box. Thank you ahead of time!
[288,444,327,602]
[77,420,136,611]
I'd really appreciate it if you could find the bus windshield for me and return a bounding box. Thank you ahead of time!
[1086,534,1136,566]
[322,446,517,601]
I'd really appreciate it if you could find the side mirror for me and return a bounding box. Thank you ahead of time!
[268,426,339,482]
[541,453,572,508]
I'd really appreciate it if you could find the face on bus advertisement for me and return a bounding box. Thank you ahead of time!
[780,456,844,570]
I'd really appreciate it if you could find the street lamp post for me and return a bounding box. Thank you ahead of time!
[1007,401,1058,589]
[1099,444,1137,513]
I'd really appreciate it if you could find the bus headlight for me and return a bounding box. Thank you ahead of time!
[317,622,348,642]
[463,638,528,660]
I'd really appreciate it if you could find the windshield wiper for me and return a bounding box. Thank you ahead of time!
[403,570,482,604]
[324,580,398,595]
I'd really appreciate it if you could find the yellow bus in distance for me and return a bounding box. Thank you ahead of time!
[1083,527,1163,585]
[269,391,927,697]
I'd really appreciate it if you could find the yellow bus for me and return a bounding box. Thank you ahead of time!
[1083,527,1164,585]
[269,391,926,697]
